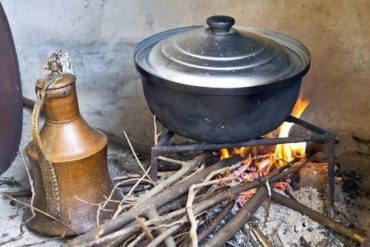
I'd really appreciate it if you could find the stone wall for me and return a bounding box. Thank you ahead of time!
[2,0,369,155]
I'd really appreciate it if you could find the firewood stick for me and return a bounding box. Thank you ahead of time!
[188,178,227,247]
[203,187,268,247]
[146,208,176,247]
[113,154,207,218]
[250,224,273,247]
[187,165,239,247]
[127,232,146,247]
[197,200,234,241]
[157,194,188,215]
[147,224,182,247]
[71,159,305,246]
[136,160,307,247]
[150,159,306,228]
[3,189,32,198]
[146,154,208,199]
[66,156,242,246]
[135,217,154,240]
[242,226,259,247]
[83,222,140,246]
[271,192,367,244]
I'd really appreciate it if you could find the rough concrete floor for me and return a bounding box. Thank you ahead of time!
[0,110,63,246]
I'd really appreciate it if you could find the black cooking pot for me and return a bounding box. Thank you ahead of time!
[135,16,310,143]
[0,3,22,174]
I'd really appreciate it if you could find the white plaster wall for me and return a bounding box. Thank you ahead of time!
[1,0,369,155]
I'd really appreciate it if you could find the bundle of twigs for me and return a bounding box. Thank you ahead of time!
[4,153,367,246]
[67,155,355,247]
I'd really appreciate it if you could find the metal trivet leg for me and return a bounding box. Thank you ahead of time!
[151,131,174,181]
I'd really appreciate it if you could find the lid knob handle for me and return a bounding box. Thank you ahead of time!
[43,51,62,75]
[207,15,235,34]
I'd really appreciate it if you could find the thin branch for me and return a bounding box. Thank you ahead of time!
[187,162,241,247]
[20,149,36,222]
[157,156,191,166]
[146,208,176,247]
[21,234,65,247]
[198,200,234,241]
[147,224,182,247]
[0,223,25,246]
[127,233,145,247]
[203,187,268,247]
[136,217,154,240]
[250,224,272,247]
[3,190,32,198]
[153,115,162,145]
[65,156,251,246]
[113,166,152,218]
[187,176,236,247]
[1,193,77,234]
[123,131,154,185]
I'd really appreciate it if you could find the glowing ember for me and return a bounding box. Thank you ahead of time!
[218,97,309,206]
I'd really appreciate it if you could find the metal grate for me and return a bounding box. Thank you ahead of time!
[151,116,336,206]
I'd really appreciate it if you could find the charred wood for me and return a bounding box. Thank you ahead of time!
[203,187,268,247]
[197,200,234,242]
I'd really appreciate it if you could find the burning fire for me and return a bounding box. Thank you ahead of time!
[220,97,309,168]
[274,97,309,165]
[219,97,309,206]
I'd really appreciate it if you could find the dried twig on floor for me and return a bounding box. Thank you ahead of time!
[135,217,154,240]
[186,163,240,247]
[263,198,271,226]
[3,190,32,198]
[0,224,25,246]
[271,191,367,244]
[98,180,128,224]
[203,187,268,247]
[250,224,273,247]
[66,156,241,246]
[113,166,152,218]
[0,177,20,187]
[68,159,305,246]
[123,131,154,185]
[20,150,36,222]
[1,193,77,234]
[21,235,65,247]
[187,176,236,247]
[127,232,145,247]
[197,200,234,241]
[242,225,259,247]
[146,160,306,247]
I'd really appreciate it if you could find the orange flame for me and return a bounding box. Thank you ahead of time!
[274,97,309,166]
[220,97,310,165]
[220,148,230,159]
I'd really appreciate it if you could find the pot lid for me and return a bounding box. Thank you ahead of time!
[135,15,310,94]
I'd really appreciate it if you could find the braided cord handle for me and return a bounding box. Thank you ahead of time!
[31,77,62,217]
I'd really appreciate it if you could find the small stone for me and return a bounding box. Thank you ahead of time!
[298,162,328,192]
